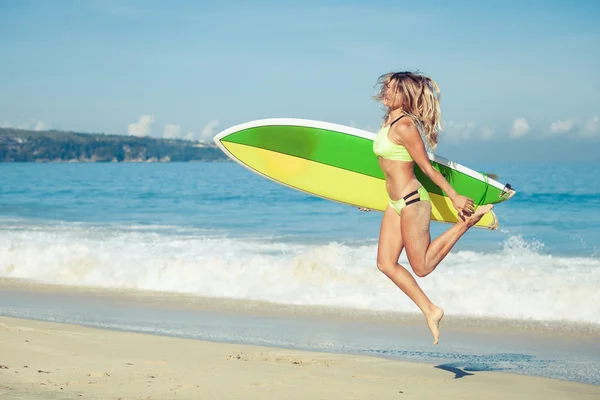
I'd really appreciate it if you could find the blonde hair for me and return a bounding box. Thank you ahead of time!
[373,71,442,150]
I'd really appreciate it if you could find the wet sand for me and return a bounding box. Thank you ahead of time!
[1,316,599,400]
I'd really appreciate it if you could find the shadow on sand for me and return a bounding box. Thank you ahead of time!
[434,353,535,379]
[434,364,475,379]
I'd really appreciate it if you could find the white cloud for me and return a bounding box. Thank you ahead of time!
[481,126,494,140]
[1,120,51,131]
[366,125,377,132]
[582,115,599,138]
[550,118,576,134]
[443,120,476,140]
[184,131,196,140]
[148,120,203,142]
[163,124,181,139]
[349,122,375,132]
[128,114,155,136]
[33,121,50,131]
[510,118,529,138]
[200,119,219,142]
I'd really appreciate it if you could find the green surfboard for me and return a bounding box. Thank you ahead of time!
[214,118,515,229]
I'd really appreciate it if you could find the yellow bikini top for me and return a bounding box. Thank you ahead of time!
[372,115,413,161]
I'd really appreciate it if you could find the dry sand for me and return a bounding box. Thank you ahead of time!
[1,316,599,400]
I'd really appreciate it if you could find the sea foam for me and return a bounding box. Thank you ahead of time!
[1,220,598,325]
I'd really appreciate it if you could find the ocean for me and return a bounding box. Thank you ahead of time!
[1,160,599,384]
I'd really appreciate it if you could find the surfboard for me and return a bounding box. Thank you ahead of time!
[214,118,515,229]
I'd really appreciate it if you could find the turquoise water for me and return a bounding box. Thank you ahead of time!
[1,161,599,324]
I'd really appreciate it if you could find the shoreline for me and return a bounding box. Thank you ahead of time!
[2,277,600,388]
[1,316,599,400]
[1,277,598,338]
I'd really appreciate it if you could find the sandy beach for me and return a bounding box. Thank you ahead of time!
[0,316,598,400]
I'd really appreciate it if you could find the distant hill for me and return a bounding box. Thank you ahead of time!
[0,127,228,162]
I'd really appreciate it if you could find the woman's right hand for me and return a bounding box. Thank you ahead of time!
[451,194,474,217]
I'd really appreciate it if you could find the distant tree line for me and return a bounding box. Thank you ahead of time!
[0,127,228,162]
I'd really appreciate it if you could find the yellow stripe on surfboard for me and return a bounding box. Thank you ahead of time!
[223,142,497,229]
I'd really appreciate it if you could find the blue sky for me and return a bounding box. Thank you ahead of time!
[1,0,598,161]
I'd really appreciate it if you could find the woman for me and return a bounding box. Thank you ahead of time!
[369,71,493,345]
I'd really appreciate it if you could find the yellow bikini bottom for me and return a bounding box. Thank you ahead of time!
[389,186,431,215]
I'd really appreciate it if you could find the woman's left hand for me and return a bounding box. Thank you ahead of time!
[451,194,474,216]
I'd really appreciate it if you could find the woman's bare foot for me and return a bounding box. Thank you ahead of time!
[425,306,444,345]
[463,204,494,227]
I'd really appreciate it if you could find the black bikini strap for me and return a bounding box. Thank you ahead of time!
[402,190,419,200]
[389,115,407,127]
[405,198,421,206]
